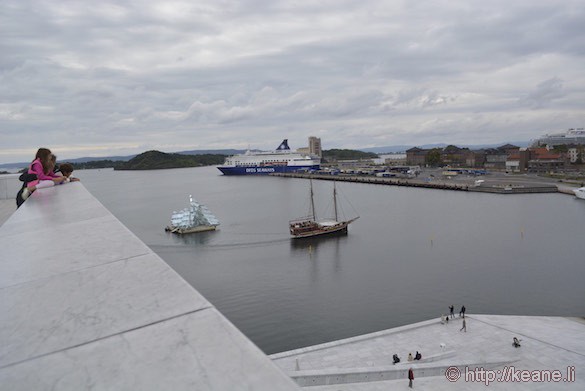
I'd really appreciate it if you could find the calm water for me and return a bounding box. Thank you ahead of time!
[81,166,585,354]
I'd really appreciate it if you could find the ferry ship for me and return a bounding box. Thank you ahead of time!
[532,128,585,147]
[217,139,320,175]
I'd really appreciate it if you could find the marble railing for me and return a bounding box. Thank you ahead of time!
[0,174,20,200]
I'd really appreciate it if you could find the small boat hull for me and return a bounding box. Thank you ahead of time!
[574,187,585,200]
[289,217,358,239]
[165,225,217,234]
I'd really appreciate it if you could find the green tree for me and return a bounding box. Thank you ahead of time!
[576,150,584,165]
[443,145,460,154]
[115,151,226,170]
[321,149,378,162]
[425,148,442,167]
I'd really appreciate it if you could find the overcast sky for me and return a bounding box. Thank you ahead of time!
[1,0,584,164]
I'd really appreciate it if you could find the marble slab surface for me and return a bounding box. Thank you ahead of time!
[0,253,211,368]
[0,309,299,391]
[0,214,153,288]
[1,184,113,237]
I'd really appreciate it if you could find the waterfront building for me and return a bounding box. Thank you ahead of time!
[383,153,407,165]
[505,152,521,172]
[532,128,585,147]
[526,148,567,172]
[308,136,322,157]
[508,148,567,173]
[405,147,428,165]
[407,144,525,169]
[465,150,486,168]
[483,150,508,169]
[440,145,469,167]
[336,159,376,171]
[567,145,585,164]
[297,136,322,158]
[484,145,519,170]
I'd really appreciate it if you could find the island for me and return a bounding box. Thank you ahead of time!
[114,150,226,170]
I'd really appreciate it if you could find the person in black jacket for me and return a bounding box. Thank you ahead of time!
[16,172,37,208]
[393,354,400,364]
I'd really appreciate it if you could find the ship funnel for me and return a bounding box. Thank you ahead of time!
[276,139,290,151]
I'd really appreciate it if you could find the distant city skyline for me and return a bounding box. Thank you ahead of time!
[2,0,585,164]
[0,138,535,168]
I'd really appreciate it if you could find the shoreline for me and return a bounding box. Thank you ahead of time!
[271,172,564,195]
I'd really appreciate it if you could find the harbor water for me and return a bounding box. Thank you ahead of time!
[81,166,585,354]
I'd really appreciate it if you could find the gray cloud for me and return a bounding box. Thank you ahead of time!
[520,77,565,109]
[1,0,585,163]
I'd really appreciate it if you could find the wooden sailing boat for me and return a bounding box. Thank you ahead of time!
[289,180,359,239]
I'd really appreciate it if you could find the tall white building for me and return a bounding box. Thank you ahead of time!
[568,146,585,163]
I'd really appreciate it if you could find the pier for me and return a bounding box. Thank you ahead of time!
[271,172,561,194]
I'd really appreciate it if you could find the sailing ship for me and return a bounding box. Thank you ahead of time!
[289,180,359,239]
[165,195,220,234]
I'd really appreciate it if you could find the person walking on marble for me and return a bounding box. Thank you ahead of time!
[449,305,454,319]
[460,318,467,332]
[459,305,466,318]
[408,367,414,388]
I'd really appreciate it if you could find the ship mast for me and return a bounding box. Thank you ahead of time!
[333,181,338,221]
[310,179,316,221]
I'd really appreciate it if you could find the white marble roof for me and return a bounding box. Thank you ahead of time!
[0,183,299,391]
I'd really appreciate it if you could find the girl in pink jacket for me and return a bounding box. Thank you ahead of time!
[21,148,67,200]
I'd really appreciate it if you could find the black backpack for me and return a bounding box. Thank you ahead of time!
[16,173,37,208]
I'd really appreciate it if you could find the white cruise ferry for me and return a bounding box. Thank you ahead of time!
[217,140,320,175]
[532,128,585,147]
